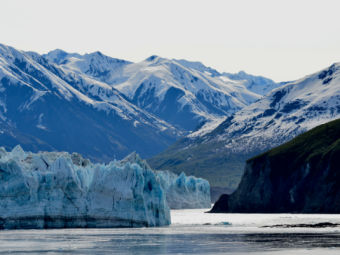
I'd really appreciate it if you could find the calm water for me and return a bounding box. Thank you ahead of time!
[1,208,340,254]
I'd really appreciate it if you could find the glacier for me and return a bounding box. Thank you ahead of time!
[155,171,211,209]
[121,152,211,209]
[0,146,170,229]
[0,146,211,229]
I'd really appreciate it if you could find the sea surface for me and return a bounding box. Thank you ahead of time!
[1,207,340,254]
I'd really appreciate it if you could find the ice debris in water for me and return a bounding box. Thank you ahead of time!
[0,146,170,229]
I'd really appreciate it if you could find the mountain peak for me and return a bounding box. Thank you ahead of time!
[145,55,160,62]
[43,49,82,64]
[46,49,68,59]
[48,48,68,54]
[85,51,104,58]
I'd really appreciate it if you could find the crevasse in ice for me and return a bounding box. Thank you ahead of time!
[0,146,170,229]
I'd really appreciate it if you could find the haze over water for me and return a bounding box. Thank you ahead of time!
[1,208,340,254]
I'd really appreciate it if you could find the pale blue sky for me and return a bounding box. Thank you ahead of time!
[1,0,340,82]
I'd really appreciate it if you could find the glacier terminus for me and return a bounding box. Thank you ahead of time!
[0,146,210,229]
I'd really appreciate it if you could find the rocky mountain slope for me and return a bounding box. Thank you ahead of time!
[0,44,184,161]
[148,63,340,189]
[210,118,340,213]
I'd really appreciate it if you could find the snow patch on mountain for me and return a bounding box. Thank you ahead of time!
[188,117,227,139]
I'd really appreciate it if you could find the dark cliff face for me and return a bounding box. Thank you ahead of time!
[210,118,340,213]
[209,194,230,212]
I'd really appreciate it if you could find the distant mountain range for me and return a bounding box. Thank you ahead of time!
[0,43,283,162]
[148,63,340,189]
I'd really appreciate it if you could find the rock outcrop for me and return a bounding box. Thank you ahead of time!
[210,118,340,213]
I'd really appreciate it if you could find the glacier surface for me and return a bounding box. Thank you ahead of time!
[0,146,170,229]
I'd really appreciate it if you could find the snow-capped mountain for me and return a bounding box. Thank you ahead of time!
[170,61,287,97]
[172,59,221,77]
[44,49,132,83]
[0,44,184,161]
[221,71,289,96]
[51,52,261,130]
[245,81,292,96]
[113,56,262,130]
[148,63,340,189]
[222,70,274,86]
[212,63,340,154]
[43,49,82,64]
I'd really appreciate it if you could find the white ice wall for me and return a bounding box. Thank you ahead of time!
[121,152,211,209]
[155,171,211,209]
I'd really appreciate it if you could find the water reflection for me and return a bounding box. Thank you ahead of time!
[1,230,340,254]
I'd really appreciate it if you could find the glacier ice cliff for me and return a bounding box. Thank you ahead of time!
[121,152,211,209]
[155,171,211,209]
[0,146,170,229]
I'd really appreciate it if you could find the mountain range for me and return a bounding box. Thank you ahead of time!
[0,43,281,163]
[44,50,263,130]
[0,44,183,161]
